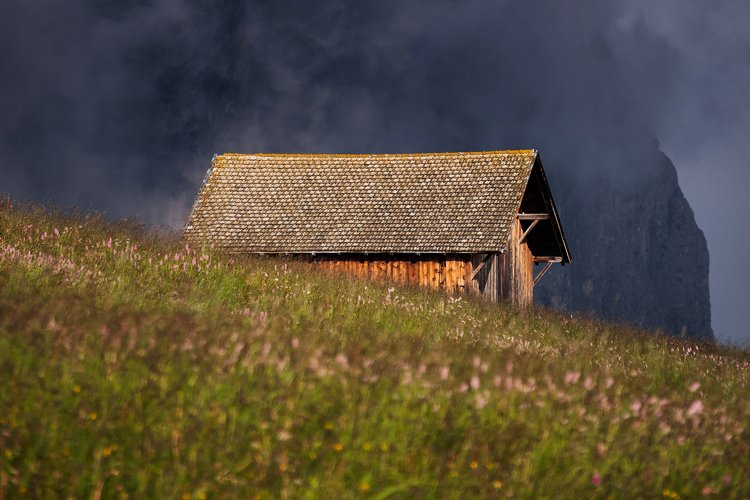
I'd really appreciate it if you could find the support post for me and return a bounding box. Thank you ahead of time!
[470,253,492,281]
[519,219,540,244]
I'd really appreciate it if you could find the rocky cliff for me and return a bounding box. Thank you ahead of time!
[536,149,713,339]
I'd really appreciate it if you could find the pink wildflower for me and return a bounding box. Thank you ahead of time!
[687,400,704,418]
[688,382,701,393]
[583,376,594,391]
[335,353,349,369]
[591,472,601,486]
[470,376,480,391]
[630,400,642,415]
[564,371,580,385]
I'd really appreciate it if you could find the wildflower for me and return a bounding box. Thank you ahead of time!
[362,442,371,451]
[470,460,478,469]
[493,480,503,489]
[277,430,291,442]
[335,353,349,369]
[73,385,81,394]
[591,472,601,486]
[470,376,480,391]
[360,481,370,492]
[324,422,334,430]
[380,443,389,452]
[564,371,580,385]
[662,488,680,499]
[475,393,489,409]
[4,449,12,459]
[630,401,642,415]
[439,366,450,380]
[333,443,343,452]
[89,412,98,421]
[687,400,703,418]
[102,446,114,457]
[689,382,701,393]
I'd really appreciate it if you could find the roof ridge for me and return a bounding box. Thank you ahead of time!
[219,149,537,158]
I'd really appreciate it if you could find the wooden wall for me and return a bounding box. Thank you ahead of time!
[499,217,534,306]
[310,220,535,306]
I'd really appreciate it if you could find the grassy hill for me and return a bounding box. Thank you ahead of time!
[0,198,748,498]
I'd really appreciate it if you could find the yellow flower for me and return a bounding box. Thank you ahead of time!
[197,492,207,500]
[324,422,334,430]
[360,481,371,492]
[470,460,479,470]
[102,446,114,457]
[493,480,503,490]
[662,489,680,499]
[449,470,459,478]
[4,449,12,459]
[73,385,81,394]
[333,443,344,452]
[308,451,317,460]
[362,442,372,451]
[380,443,389,452]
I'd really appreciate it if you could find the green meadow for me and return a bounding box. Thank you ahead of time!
[0,198,748,498]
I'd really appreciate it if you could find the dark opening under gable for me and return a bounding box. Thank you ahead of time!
[517,155,572,264]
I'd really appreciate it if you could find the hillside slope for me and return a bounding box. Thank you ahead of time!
[0,200,747,498]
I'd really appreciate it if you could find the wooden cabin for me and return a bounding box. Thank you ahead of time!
[184,150,571,307]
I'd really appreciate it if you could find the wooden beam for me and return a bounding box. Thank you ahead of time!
[533,256,563,263]
[533,261,554,286]
[519,219,539,244]
[517,213,549,221]
[469,253,492,281]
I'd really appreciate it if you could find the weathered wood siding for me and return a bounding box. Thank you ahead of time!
[313,255,471,293]
[498,218,534,306]
[310,219,535,307]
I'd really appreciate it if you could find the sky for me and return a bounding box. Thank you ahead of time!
[0,1,748,344]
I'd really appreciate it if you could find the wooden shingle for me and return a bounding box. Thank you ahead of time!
[184,150,538,254]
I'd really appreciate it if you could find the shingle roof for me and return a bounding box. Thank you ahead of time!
[184,150,538,254]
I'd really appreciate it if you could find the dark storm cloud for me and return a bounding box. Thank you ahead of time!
[0,0,645,215]
[0,0,747,342]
